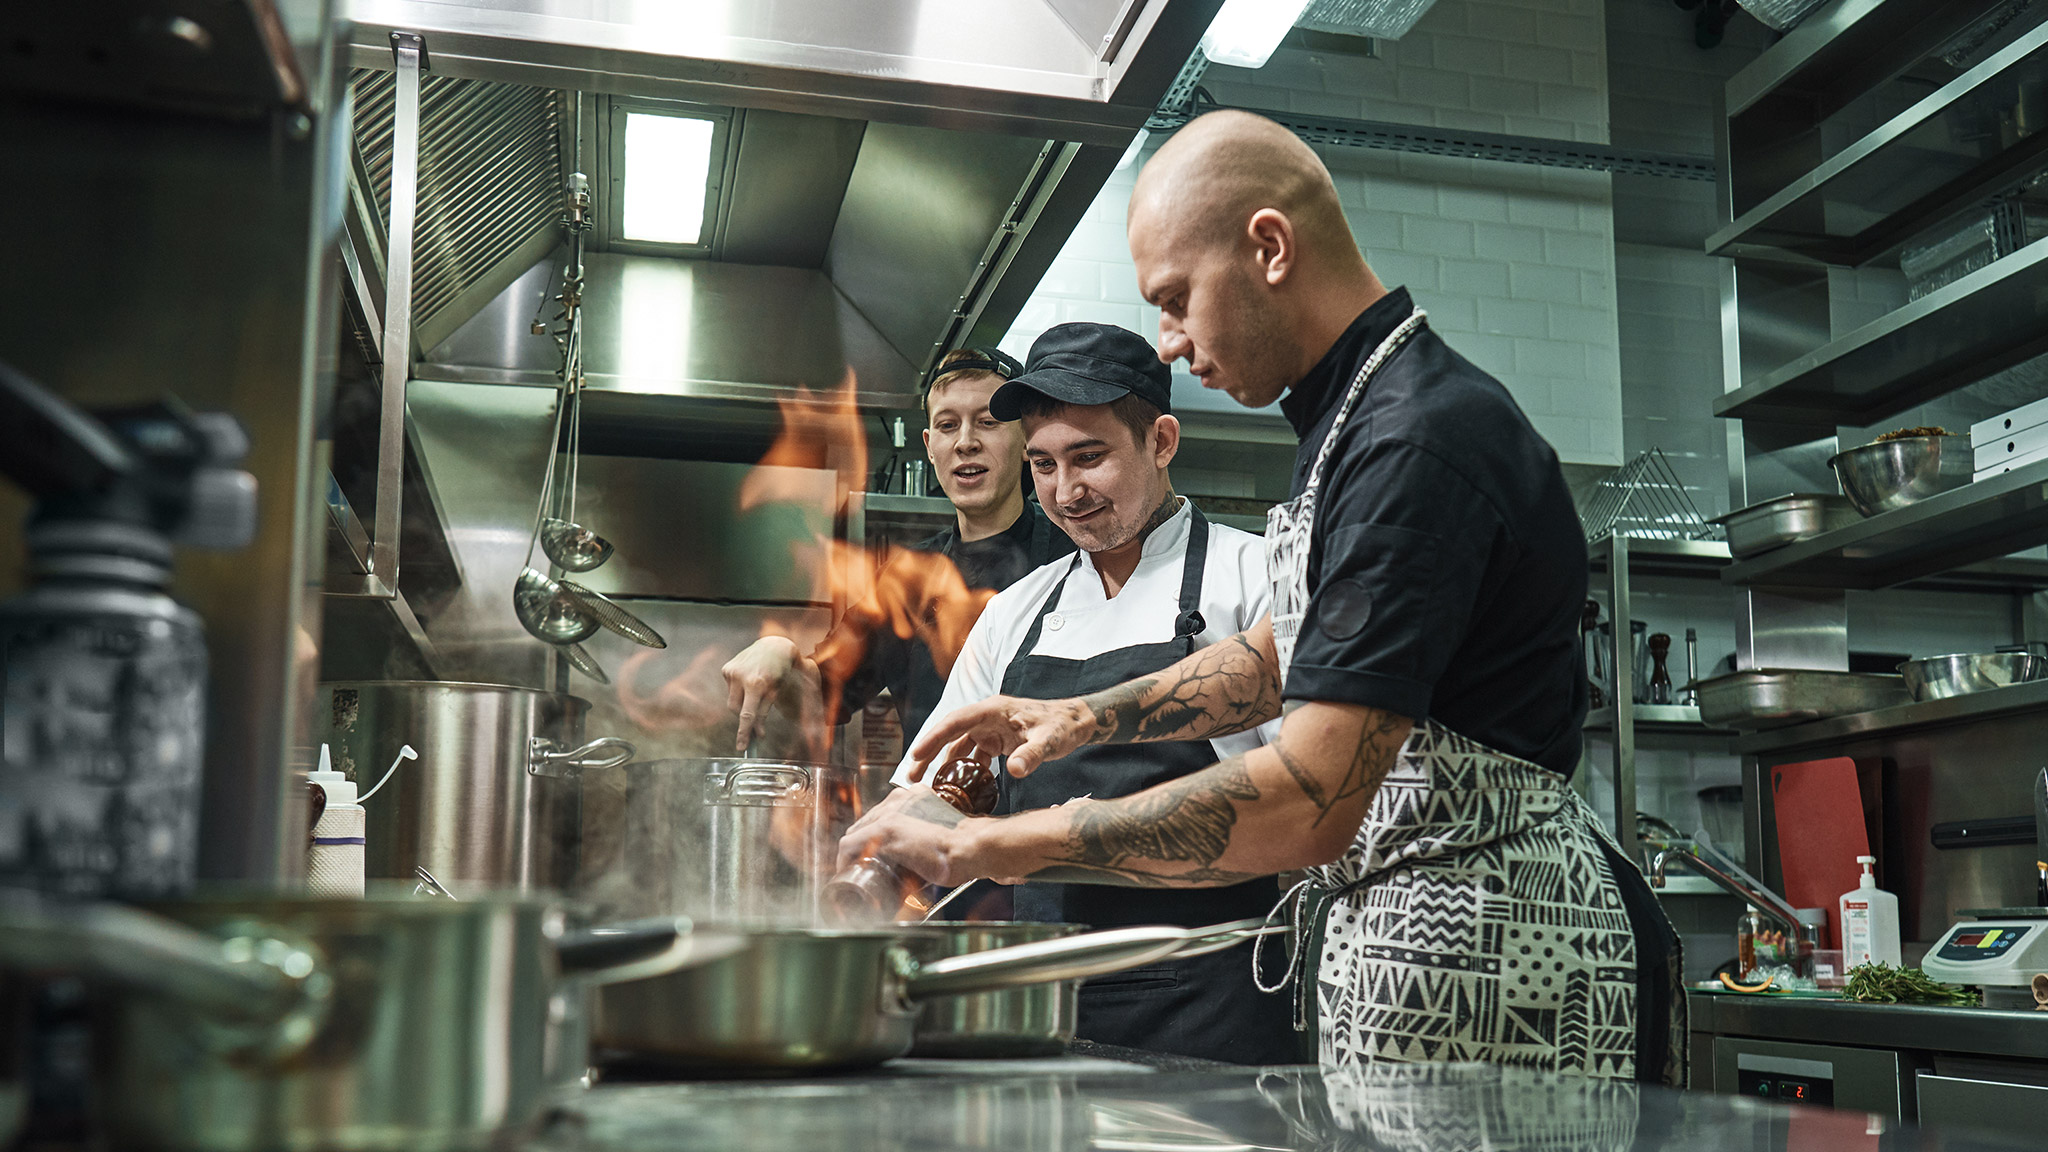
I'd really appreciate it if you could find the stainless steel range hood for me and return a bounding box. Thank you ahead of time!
[339,0,1219,409]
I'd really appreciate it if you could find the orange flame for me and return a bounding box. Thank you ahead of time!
[733,370,994,762]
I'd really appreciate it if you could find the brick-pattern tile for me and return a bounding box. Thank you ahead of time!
[1001,0,1625,466]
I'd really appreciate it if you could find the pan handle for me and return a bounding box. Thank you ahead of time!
[0,888,329,1057]
[554,917,748,987]
[530,735,635,777]
[899,924,1192,1003]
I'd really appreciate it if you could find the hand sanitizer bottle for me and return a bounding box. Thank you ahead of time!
[1839,855,1901,967]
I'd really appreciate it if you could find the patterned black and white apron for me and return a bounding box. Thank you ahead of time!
[1256,307,1683,1083]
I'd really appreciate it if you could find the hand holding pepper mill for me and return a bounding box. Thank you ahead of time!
[824,756,997,922]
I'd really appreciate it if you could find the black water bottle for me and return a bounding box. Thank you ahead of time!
[0,362,255,900]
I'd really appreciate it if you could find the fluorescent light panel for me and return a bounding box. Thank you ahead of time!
[622,111,716,245]
[1201,0,1316,69]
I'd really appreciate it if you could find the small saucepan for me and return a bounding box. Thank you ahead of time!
[592,919,1270,1073]
[0,890,742,1152]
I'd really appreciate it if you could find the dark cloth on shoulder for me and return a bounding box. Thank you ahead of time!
[1278,288,1590,776]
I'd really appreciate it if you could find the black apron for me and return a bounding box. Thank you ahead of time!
[995,505,1298,1065]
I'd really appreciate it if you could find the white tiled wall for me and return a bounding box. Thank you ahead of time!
[1000,0,1625,467]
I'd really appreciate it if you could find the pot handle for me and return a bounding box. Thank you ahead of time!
[0,888,329,1055]
[555,916,749,987]
[899,924,1192,1003]
[530,735,635,777]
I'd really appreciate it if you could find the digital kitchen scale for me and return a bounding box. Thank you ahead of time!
[1922,908,2048,1006]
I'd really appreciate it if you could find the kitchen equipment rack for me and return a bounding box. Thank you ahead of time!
[1584,535,1734,869]
[1712,0,2048,920]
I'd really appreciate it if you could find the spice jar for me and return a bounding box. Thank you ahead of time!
[823,756,997,922]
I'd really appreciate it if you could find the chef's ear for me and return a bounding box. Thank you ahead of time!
[1150,414,1181,468]
[1247,207,1296,286]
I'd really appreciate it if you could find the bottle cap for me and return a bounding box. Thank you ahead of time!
[309,743,358,806]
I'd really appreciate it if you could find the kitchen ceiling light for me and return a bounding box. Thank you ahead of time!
[1201,0,1316,69]
[622,111,716,245]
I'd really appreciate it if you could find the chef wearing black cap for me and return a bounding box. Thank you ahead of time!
[882,322,1297,1064]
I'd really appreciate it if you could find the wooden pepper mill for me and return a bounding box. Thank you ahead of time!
[823,756,997,922]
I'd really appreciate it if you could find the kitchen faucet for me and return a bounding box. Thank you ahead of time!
[1648,843,1816,949]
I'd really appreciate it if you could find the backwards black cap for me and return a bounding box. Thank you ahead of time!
[988,323,1171,421]
[928,346,1023,385]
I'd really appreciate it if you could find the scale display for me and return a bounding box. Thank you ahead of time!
[1924,916,2048,987]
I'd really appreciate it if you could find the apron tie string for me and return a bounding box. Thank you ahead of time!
[1256,875,1365,1034]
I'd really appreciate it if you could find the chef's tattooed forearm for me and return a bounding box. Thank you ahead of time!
[1274,736,1328,811]
[1315,708,1407,826]
[1078,633,1282,746]
[1024,756,1266,886]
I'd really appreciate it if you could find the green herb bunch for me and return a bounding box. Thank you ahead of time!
[1841,963,1980,1006]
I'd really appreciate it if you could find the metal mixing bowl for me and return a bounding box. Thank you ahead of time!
[1898,652,2048,701]
[1827,435,1972,516]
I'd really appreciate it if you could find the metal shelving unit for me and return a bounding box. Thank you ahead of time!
[1720,457,2048,588]
[1714,240,2048,425]
[1711,21,2048,265]
[1712,0,2048,906]
[1585,536,1732,868]
[1735,676,2048,755]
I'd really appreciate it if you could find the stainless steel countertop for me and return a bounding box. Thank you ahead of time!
[1688,990,2048,1060]
[553,1059,2032,1151]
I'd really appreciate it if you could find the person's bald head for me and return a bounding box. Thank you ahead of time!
[1128,111,1386,410]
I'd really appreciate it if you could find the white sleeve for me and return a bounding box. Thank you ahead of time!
[892,591,1009,786]
[1209,529,1283,756]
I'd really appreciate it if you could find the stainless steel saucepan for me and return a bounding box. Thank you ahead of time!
[591,919,1261,1073]
[0,890,741,1152]
[907,918,1285,1058]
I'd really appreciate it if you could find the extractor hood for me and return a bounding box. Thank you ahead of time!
[340,0,1221,412]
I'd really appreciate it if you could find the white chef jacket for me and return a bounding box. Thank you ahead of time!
[895,498,1281,783]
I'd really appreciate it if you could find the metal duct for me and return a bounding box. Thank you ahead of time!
[349,69,564,351]
[1300,0,1439,39]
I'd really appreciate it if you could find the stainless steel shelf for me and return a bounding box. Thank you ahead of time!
[1713,241,2048,426]
[1710,21,2048,265]
[1725,0,2013,128]
[1720,457,2048,589]
[1734,677,2048,755]
[1585,705,1732,735]
[1586,536,1730,577]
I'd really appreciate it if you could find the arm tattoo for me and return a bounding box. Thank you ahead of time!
[1273,736,1328,811]
[1079,634,1281,746]
[1027,756,1265,886]
[1312,710,1408,827]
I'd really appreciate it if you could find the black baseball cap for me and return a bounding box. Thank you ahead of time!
[988,323,1172,421]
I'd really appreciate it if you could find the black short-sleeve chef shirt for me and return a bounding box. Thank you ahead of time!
[1278,288,1589,776]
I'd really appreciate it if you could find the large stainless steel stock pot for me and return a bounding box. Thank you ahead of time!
[315,681,634,894]
[0,890,736,1152]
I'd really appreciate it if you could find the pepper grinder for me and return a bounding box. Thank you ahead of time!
[1682,628,1699,706]
[824,757,997,921]
[1647,632,1673,706]
[1581,599,1606,708]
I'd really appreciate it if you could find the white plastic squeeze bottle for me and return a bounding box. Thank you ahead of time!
[1839,854,1900,967]
[307,743,366,896]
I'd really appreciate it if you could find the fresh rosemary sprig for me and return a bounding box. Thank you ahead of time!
[1841,963,1980,1006]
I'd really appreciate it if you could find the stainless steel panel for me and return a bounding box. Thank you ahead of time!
[1918,1073,2048,1138]
[1691,992,2048,1062]
[1711,1037,1909,1116]
[828,122,1048,366]
[427,253,920,404]
[341,0,1211,142]
[349,67,565,351]
[552,458,833,604]
[719,111,867,269]
[0,19,347,882]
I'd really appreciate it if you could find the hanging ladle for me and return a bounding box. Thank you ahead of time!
[539,376,613,572]
[514,566,600,645]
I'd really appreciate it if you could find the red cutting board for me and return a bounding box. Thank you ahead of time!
[1771,757,1870,951]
